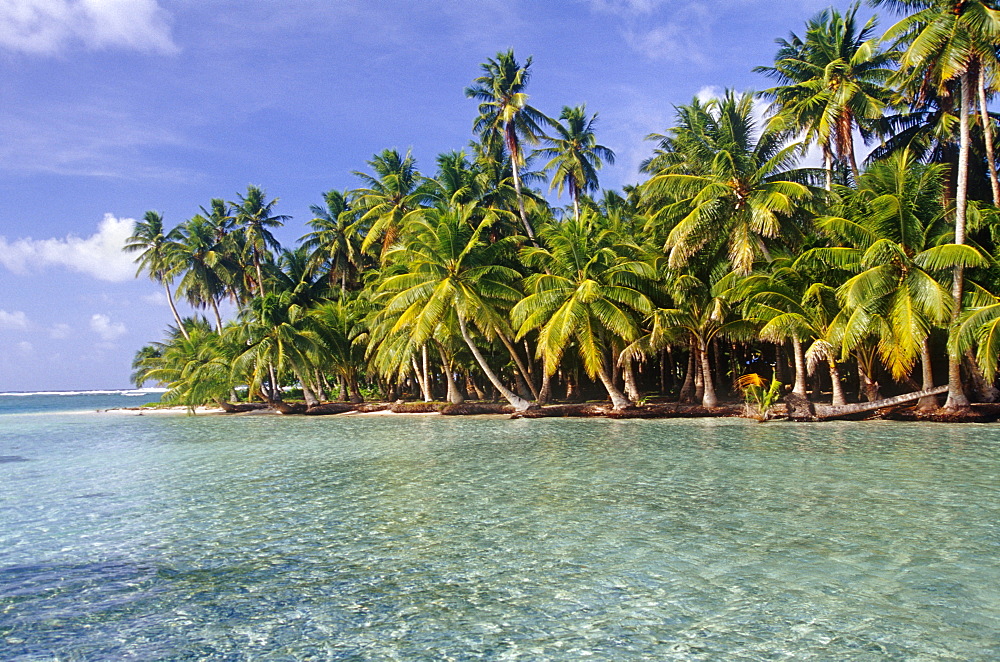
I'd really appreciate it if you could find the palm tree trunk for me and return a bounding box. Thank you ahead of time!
[293,367,319,407]
[164,281,189,340]
[679,347,696,403]
[497,331,540,400]
[595,360,632,410]
[508,139,537,242]
[917,339,939,411]
[538,370,552,404]
[978,64,1000,205]
[210,298,224,333]
[457,313,535,411]
[823,146,834,191]
[623,354,641,402]
[791,338,808,397]
[946,72,973,410]
[842,112,860,183]
[699,339,718,408]
[348,375,363,404]
[435,344,464,405]
[411,356,432,402]
[421,344,433,402]
[828,360,846,406]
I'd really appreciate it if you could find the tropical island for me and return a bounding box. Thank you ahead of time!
[128,1,1000,422]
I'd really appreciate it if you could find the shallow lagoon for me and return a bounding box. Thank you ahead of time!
[1,403,998,660]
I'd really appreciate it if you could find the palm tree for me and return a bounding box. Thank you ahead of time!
[231,185,288,297]
[301,190,363,293]
[378,203,535,410]
[352,149,435,257]
[812,151,986,404]
[642,91,819,275]
[174,214,235,332]
[755,2,897,185]
[643,271,751,408]
[512,211,653,410]
[753,280,850,406]
[466,49,551,242]
[534,105,616,220]
[133,323,238,411]
[235,290,321,405]
[875,0,1000,408]
[125,211,189,340]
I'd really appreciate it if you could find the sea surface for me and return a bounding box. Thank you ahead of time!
[1,393,998,660]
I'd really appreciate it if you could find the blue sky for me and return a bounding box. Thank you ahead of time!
[0,0,868,391]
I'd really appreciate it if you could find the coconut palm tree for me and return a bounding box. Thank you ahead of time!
[756,2,897,185]
[378,203,535,411]
[174,214,235,332]
[352,149,435,257]
[231,185,288,297]
[812,151,987,401]
[125,211,189,340]
[641,91,818,275]
[875,0,1000,408]
[300,190,363,294]
[512,211,653,410]
[534,105,616,220]
[466,49,552,242]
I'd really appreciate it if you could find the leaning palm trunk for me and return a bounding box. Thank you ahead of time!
[457,314,535,411]
[497,331,539,400]
[679,348,696,403]
[946,73,973,410]
[699,339,718,408]
[210,298,224,333]
[978,65,1000,205]
[917,340,939,411]
[293,367,319,408]
[164,281,189,340]
[595,361,632,410]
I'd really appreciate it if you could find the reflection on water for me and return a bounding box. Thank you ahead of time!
[1,414,999,660]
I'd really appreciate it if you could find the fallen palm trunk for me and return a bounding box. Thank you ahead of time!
[215,400,271,413]
[303,403,358,416]
[784,386,948,421]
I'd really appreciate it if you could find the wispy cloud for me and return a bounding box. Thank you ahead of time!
[624,22,707,65]
[89,313,126,340]
[0,0,178,55]
[0,102,194,179]
[0,213,137,282]
[49,322,72,339]
[0,309,29,330]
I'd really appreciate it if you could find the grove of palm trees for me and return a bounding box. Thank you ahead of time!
[130,2,1000,420]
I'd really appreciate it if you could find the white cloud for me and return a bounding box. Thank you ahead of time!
[0,213,136,282]
[0,309,28,330]
[16,340,33,355]
[89,313,126,341]
[0,0,177,55]
[49,322,71,339]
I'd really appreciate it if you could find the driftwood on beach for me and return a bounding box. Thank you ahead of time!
[783,386,949,421]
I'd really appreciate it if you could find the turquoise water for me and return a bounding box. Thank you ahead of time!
[1,396,999,660]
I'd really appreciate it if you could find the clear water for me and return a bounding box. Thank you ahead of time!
[1,396,998,660]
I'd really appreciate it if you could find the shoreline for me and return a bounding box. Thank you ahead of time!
[98,400,1000,422]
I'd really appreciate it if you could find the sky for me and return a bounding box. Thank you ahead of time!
[0,0,877,391]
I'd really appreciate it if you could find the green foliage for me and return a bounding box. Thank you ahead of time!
[736,374,784,421]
